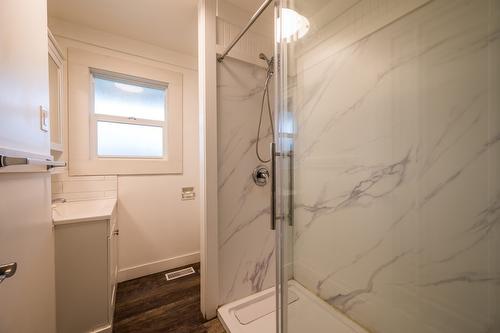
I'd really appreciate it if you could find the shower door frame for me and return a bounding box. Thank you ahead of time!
[274,1,291,332]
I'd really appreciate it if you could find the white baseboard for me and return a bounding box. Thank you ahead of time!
[90,324,111,333]
[117,251,200,282]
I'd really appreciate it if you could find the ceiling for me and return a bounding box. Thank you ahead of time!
[48,0,276,57]
[48,0,199,55]
[47,0,359,57]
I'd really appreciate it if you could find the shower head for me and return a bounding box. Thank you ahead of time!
[259,53,273,66]
[259,53,274,73]
[259,53,270,63]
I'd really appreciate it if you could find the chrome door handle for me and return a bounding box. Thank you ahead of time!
[0,262,17,284]
[270,142,276,230]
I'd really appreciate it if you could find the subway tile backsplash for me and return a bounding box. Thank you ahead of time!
[52,172,117,202]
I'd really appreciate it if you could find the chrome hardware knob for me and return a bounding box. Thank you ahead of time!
[253,165,270,186]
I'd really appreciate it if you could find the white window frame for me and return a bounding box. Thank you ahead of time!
[48,29,65,153]
[68,47,183,175]
[89,70,168,160]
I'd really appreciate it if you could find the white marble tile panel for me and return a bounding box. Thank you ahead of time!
[288,0,500,332]
[217,57,276,304]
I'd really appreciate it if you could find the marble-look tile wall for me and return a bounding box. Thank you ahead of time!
[217,57,275,304]
[289,0,500,332]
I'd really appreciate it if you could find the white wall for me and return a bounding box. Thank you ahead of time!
[48,17,200,281]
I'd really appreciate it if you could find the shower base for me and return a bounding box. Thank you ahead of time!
[217,280,367,333]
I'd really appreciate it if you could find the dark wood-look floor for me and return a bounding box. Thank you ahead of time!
[113,263,226,333]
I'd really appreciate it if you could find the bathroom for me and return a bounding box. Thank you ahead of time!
[0,0,499,332]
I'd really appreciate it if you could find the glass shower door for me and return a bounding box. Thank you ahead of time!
[276,0,500,332]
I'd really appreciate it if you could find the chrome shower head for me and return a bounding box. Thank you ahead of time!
[259,53,270,63]
[259,53,273,66]
[259,53,274,74]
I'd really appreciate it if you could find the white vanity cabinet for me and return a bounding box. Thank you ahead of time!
[53,199,118,333]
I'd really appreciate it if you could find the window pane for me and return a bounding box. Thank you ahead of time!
[97,121,163,157]
[94,75,166,121]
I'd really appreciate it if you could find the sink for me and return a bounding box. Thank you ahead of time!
[52,198,117,225]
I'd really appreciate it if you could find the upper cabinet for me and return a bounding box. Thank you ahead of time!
[48,29,65,154]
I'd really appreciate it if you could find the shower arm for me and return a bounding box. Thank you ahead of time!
[217,0,273,62]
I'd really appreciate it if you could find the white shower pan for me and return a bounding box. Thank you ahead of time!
[218,280,368,333]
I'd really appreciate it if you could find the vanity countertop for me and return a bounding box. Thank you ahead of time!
[52,198,117,226]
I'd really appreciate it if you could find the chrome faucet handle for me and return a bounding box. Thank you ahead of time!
[52,198,67,204]
[253,165,270,186]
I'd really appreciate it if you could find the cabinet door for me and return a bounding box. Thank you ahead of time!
[55,220,108,332]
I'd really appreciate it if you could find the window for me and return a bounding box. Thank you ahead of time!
[91,73,167,158]
[68,48,183,175]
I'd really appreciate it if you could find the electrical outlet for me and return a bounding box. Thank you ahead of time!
[40,105,49,132]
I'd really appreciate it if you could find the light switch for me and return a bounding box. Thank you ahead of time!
[40,105,49,132]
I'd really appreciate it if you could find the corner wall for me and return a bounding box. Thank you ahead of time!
[217,57,275,304]
[215,0,276,305]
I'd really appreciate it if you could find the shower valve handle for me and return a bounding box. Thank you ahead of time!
[253,166,270,186]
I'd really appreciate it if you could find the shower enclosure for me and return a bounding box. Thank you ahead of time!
[274,0,500,333]
[211,0,499,331]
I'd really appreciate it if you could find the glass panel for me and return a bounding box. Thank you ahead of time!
[93,75,166,121]
[97,121,163,157]
[278,1,500,333]
[48,55,61,145]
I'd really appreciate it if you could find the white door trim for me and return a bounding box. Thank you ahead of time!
[198,0,219,320]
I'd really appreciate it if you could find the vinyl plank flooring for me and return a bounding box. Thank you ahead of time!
[113,263,226,333]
